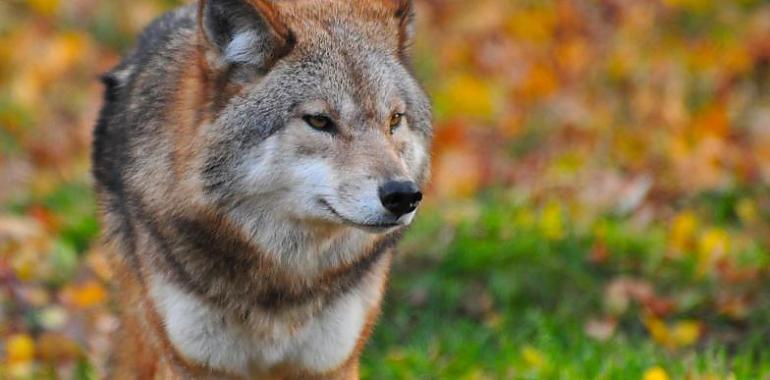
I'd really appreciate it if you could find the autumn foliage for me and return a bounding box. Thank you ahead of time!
[1,0,769,379]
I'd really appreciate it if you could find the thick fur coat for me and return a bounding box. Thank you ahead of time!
[92,0,432,379]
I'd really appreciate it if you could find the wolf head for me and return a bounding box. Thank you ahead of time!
[193,0,432,234]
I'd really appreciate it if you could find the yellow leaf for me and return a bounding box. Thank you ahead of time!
[436,74,497,120]
[736,198,758,225]
[521,345,547,370]
[514,208,536,229]
[697,228,730,275]
[27,0,59,17]
[644,316,671,348]
[44,32,88,73]
[506,7,556,43]
[6,334,35,364]
[11,252,39,282]
[671,320,701,347]
[645,316,701,349]
[642,367,670,380]
[669,211,698,254]
[540,201,565,240]
[606,45,636,80]
[722,43,753,75]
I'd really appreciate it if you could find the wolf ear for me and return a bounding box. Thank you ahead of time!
[386,0,415,60]
[199,0,295,68]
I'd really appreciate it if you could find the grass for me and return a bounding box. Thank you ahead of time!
[4,180,769,379]
[361,193,770,380]
[3,0,770,378]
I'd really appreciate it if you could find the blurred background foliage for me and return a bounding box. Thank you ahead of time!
[1,0,770,379]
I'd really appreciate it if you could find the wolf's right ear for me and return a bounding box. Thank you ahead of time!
[381,0,415,62]
[198,0,295,68]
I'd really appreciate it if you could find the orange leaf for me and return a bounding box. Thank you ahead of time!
[64,281,108,308]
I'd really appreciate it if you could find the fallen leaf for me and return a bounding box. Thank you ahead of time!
[521,345,547,370]
[6,334,35,364]
[63,281,107,308]
[642,366,670,380]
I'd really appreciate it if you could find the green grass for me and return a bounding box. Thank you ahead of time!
[361,194,770,380]
[5,180,769,379]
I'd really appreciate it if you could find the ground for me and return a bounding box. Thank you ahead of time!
[1,0,770,379]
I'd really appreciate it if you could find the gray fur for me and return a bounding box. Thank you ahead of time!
[93,0,432,376]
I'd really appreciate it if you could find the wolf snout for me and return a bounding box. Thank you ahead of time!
[378,180,423,218]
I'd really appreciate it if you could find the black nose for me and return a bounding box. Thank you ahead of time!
[379,180,423,217]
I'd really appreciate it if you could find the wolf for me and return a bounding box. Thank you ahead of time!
[91,0,432,378]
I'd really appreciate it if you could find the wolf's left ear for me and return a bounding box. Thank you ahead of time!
[198,0,295,68]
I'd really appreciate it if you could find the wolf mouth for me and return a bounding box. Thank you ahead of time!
[319,199,401,230]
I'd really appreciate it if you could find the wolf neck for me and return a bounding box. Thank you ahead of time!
[147,242,392,377]
[141,209,396,375]
[140,205,400,314]
[238,209,383,276]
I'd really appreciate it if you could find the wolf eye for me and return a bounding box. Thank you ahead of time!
[389,113,405,134]
[303,115,335,132]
